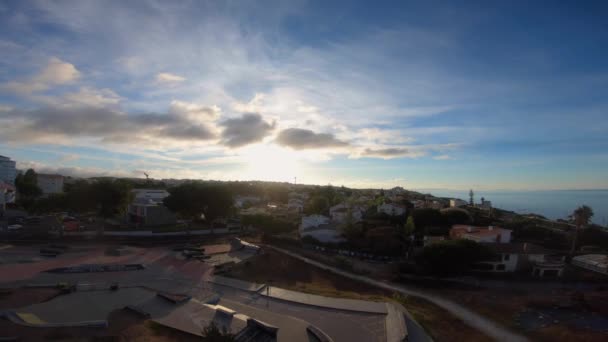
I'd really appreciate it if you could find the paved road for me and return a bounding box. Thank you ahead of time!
[269,246,529,342]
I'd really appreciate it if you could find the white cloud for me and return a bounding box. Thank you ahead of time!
[433,154,452,160]
[156,72,186,84]
[61,87,121,107]
[3,57,80,94]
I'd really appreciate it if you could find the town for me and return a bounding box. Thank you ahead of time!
[1,153,607,341]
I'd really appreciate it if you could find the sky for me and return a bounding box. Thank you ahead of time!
[1,0,607,190]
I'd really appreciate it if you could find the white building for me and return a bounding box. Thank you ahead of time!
[377,203,406,216]
[329,203,363,223]
[472,243,564,277]
[450,199,467,208]
[450,225,512,244]
[479,198,492,209]
[131,189,170,205]
[301,215,330,230]
[300,214,345,243]
[287,198,304,213]
[0,155,17,186]
[37,174,64,195]
[234,195,261,208]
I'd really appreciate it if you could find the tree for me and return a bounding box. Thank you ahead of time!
[569,205,594,256]
[404,216,416,236]
[340,208,362,240]
[417,239,494,276]
[15,168,42,199]
[469,189,474,206]
[164,182,233,221]
[305,195,329,215]
[201,322,235,342]
[411,208,445,231]
[90,179,133,219]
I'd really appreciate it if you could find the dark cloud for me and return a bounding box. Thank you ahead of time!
[0,105,218,144]
[275,128,349,150]
[361,147,424,158]
[220,113,275,148]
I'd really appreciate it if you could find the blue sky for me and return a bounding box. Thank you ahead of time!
[0,0,607,190]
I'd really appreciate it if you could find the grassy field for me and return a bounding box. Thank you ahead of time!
[225,248,493,341]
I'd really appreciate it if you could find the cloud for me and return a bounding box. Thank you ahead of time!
[3,57,80,94]
[156,72,186,83]
[276,128,349,150]
[61,87,121,107]
[433,154,452,160]
[0,102,219,146]
[358,147,426,159]
[220,113,275,148]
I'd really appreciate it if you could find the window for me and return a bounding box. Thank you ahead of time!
[496,264,506,271]
[503,254,510,261]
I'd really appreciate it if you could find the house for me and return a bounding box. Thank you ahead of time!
[423,235,446,246]
[37,174,64,195]
[329,203,363,223]
[450,199,467,208]
[412,200,426,209]
[571,254,608,275]
[234,195,261,208]
[429,200,444,210]
[472,243,564,277]
[377,203,406,216]
[301,215,330,229]
[300,215,344,243]
[450,225,512,243]
[287,198,304,213]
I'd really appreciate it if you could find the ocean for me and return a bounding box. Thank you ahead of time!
[414,189,608,226]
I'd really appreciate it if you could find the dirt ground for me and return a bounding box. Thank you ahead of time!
[225,248,493,342]
[434,285,608,342]
[0,287,61,310]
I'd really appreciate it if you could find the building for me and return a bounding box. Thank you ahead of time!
[450,199,467,208]
[132,189,170,204]
[377,203,406,216]
[299,214,345,243]
[301,215,330,229]
[127,189,175,226]
[473,243,564,277]
[0,181,16,212]
[234,195,261,208]
[450,225,512,243]
[479,197,492,209]
[572,254,608,275]
[287,198,304,213]
[329,203,363,223]
[37,174,64,195]
[0,155,17,186]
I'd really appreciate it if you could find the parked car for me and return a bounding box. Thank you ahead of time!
[7,224,23,231]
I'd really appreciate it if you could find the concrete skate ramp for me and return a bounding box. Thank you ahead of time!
[12,288,157,325]
[208,276,265,292]
[263,287,388,314]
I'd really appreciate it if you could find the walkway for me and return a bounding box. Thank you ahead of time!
[268,245,528,342]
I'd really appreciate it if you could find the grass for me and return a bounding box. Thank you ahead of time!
[393,294,493,342]
[225,248,494,341]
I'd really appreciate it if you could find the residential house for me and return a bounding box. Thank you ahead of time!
[234,195,262,208]
[450,225,512,244]
[329,203,363,223]
[287,198,304,213]
[37,174,64,195]
[472,243,564,277]
[132,189,170,204]
[377,203,407,216]
[572,254,608,275]
[450,199,467,208]
[479,197,492,209]
[300,214,345,243]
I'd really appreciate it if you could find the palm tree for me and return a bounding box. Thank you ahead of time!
[569,205,594,256]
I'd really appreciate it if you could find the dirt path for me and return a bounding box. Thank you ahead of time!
[269,245,528,342]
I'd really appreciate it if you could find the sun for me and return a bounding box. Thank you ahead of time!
[240,145,301,182]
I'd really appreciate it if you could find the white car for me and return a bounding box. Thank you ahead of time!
[7,224,23,231]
